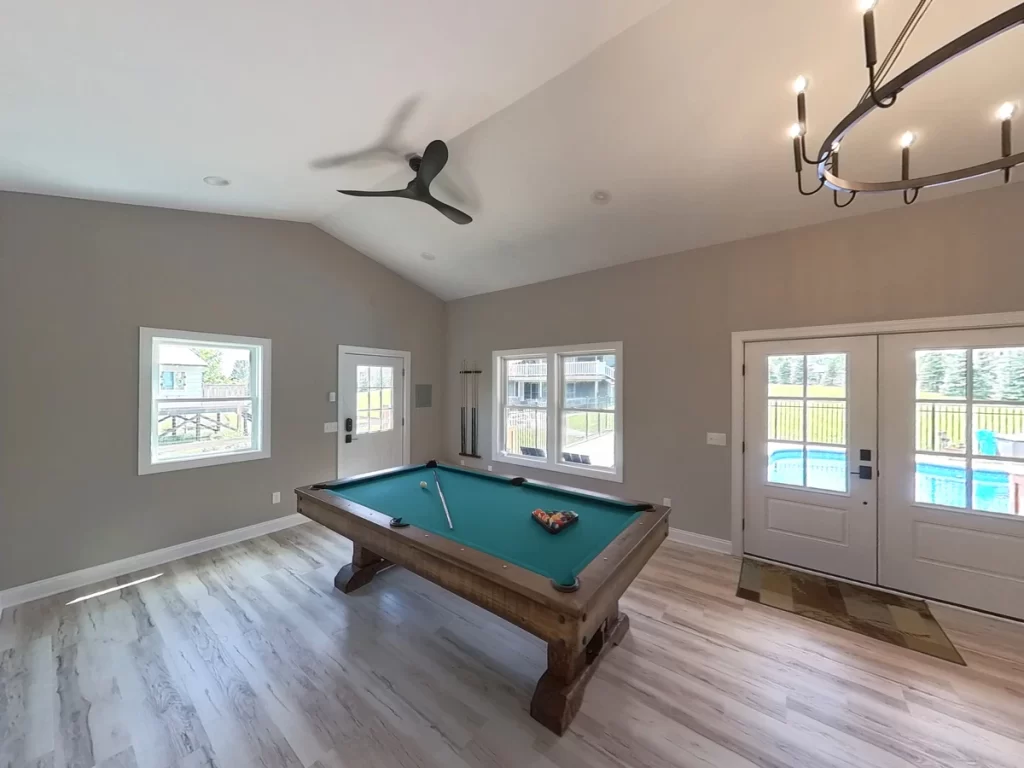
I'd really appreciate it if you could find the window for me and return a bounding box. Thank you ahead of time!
[914,347,1024,514]
[356,365,394,434]
[765,353,848,493]
[139,328,271,474]
[493,342,622,481]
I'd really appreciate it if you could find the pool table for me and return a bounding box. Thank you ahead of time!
[295,460,670,734]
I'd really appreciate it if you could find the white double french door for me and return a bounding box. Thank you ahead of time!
[880,328,1024,619]
[744,337,878,583]
[744,327,1024,620]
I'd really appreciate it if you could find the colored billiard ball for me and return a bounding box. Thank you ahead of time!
[420,481,428,489]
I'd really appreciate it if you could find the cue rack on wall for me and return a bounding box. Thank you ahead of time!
[459,360,482,458]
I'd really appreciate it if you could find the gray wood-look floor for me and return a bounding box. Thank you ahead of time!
[2,523,1024,768]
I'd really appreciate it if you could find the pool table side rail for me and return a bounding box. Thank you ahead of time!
[311,461,656,510]
[295,471,670,626]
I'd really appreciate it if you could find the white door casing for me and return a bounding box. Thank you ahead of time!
[338,347,409,478]
[879,328,1024,620]
[744,336,878,583]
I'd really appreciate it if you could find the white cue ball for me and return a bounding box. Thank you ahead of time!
[420,481,428,489]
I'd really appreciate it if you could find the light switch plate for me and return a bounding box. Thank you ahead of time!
[324,422,339,433]
[707,432,727,446]
[272,492,281,504]
[328,392,336,402]
[663,497,672,506]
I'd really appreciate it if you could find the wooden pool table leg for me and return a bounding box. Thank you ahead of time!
[530,603,630,735]
[334,543,392,594]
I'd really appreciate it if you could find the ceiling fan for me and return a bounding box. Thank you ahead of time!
[330,139,472,225]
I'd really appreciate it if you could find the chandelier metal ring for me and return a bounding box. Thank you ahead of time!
[814,3,1024,195]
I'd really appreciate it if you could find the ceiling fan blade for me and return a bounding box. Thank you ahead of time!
[424,194,472,225]
[416,140,449,189]
[312,147,406,170]
[337,187,414,198]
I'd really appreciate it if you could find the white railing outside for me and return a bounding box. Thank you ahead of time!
[204,384,250,398]
[507,360,615,380]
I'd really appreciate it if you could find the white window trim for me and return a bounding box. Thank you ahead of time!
[138,327,271,475]
[492,341,623,482]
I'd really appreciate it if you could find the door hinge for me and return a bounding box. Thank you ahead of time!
[742,519,746,531]
[742,441,745,453]
[402,368,406,376]
[402,417,405,426]
[742,363,745,375]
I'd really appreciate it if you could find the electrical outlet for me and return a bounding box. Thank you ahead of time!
[487,465,492,471]
[272,492,281,504]
[706,432,727,446]
[663,497,672,506]
[460,459,466,466]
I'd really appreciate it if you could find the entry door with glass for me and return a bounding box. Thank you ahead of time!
[744,337,878,583]
[880,328,1024,619]
[339,351,406,477]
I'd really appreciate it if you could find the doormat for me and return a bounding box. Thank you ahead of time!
[737,559,965,665]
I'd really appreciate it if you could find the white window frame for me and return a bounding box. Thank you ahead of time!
[492,341,623,482]
[138,327,271,475]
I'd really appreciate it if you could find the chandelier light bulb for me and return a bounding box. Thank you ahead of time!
[789,123,804,139]
[899,131,916,148]
[793,75,808,94]
[858,0,878,13]
[832,140,842,153]
[998,102,1015,121]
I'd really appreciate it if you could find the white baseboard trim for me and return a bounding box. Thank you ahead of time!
[0,513,306,612]
[667,527,734,554]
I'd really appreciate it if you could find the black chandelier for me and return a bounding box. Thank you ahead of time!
[789,0,1024,207]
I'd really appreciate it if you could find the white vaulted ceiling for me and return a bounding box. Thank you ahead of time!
[2,1,1022,298]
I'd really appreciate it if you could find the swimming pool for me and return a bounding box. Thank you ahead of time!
[767,448,1012,513]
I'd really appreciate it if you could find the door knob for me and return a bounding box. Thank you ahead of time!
[850,466,873,480]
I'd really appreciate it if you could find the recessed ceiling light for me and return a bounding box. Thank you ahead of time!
[590,190,611,205]
[203,176,231,187]
[420,252,436,261]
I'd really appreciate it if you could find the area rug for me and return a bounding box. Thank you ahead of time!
[737,559,965,665]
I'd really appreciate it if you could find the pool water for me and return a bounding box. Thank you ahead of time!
[768,448,1011,514]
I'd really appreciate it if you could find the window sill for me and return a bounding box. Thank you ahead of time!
[493,451,623,483]
[139,448,271,476]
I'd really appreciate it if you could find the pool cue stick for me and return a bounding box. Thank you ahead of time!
[433,469,454,529]
[460,359,467,455]
[471,360,478,456]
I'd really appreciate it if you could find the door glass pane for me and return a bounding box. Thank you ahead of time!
[915,455,967,509]
[355,364,394,435]
[972,348,1024,402]
[768,399,803,442]
[767,442,805,487]
[972,459,1024,515]
[561,411,614,467]
[916,403,967,454]
[503,407,546,458]
[807,400,846,445]
[767,356,805,397]
[974,406,1024,457]
[807,354,846,398]
[915,350,967,399]
[807,445,847,492]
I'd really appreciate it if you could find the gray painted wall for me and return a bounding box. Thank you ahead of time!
[445,182,1024,540]
[0,192,445,591]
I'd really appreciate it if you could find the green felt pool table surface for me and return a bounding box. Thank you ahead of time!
[323,464,646,587]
